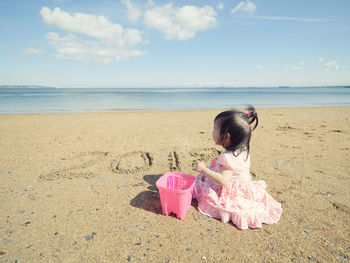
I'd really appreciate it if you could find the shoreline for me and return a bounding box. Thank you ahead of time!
[1,86,350,115]
[0,106,349,262]
[1,104,350,115]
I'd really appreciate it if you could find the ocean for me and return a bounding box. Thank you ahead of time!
[0,86,350,114]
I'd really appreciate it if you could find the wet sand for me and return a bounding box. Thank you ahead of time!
[0,107,349,262]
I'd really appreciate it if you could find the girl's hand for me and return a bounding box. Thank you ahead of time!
[195,161,206,172]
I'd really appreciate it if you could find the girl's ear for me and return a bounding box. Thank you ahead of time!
[223,132,230,147]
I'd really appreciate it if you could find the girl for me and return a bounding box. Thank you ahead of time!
[195,106,282,230]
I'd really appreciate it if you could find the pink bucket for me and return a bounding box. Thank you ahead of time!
[156,172,196,220]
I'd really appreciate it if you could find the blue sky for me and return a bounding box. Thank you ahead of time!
[0,0,349,87]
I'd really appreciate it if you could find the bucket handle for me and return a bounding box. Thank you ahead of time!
[168,175,173,189]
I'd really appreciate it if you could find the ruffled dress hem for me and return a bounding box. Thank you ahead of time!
[195,151,282,230]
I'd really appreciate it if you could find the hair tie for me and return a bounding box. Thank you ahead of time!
[245,111,251,117]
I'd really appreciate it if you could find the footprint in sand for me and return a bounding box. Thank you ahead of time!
[331,201,350,215]
[277,124,297,131]
[111,151,153,174]
[38,151,109,181]
[331,129,343,133]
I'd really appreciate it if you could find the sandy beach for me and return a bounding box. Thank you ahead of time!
[0,106,349,262]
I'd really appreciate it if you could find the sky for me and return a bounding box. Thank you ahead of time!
[0,0,349,88]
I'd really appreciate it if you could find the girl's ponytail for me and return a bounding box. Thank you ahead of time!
[216,105,258,156]
[245,105,258,131]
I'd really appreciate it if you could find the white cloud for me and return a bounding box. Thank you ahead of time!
[40,7,141,45]
[144,3,217,41]
[256,65,266,70]
[282,61,305,72]
[46,32,145,64]
[121,0,142,23]
[325,61,339,70]
[318,58,341,70]
[231,1,256,15]
[40,7,145,63]
[217,2,224,11]
[23,48,44,55]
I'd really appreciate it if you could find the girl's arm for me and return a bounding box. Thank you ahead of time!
[196,161,233,186]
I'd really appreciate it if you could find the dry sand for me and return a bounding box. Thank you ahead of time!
[0,107,349,262]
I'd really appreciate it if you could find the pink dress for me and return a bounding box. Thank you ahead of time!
[195,151,282,230]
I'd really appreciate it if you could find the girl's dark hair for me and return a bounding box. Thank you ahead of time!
[214,105,258,157]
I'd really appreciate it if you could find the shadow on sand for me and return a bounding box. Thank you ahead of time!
[130,174,163,215]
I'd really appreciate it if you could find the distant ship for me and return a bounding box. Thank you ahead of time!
[278,86,291,88]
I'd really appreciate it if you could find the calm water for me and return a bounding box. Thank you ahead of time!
[0,87,350,114]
